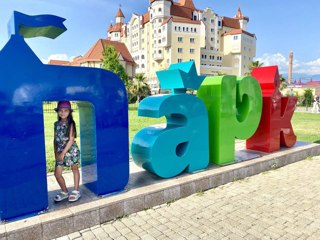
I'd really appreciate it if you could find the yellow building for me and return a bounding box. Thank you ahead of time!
[108,0,256,91]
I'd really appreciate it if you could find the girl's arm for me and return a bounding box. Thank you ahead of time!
[53,124,58,159]
[60,123,76,157]
[54,140,57,159]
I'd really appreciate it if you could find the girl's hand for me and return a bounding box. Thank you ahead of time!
[57,152,65,161]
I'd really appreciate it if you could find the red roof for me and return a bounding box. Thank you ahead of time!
[80,39,134,64]
[171,3,194,19]
[108,22,123,33]
[150,0,173,3]
[162,17,201,25]
[222,16,240,29]
[48,39,135,67]
[116,8,125,18]
[306,81,320,86]
[223,29,255,38]
[142,12,150,26]
[234,8,249,22]
[178,0,196,9]
[48,60,70,66]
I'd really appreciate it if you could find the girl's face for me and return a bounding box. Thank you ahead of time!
[58,108,70,121]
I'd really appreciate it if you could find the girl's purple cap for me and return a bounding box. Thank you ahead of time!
[55,101,72,112]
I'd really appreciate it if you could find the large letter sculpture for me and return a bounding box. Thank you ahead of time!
[131,61,209,178]
[246,66,297,152]
[197,75,262,165]
[0,12,129,220]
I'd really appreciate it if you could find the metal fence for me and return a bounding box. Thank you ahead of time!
[43,101,79,113]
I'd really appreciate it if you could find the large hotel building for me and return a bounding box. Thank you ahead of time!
[51,0,256,91]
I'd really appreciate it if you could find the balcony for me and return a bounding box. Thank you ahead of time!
[153,51,164,61]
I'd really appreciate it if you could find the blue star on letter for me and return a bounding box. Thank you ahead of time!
[156,61,205,94]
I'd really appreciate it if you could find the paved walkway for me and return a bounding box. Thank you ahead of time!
[55,156,320,240]
[295,106,318,113]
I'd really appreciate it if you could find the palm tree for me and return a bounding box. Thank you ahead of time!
[279,74,287,91]
[129,73,151,103]
[246,60,264,75]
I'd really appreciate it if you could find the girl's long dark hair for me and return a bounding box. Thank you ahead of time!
[58,112,77,138]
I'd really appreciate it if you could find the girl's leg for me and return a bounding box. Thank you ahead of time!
[54,166,68,193]
[71,164,80,191]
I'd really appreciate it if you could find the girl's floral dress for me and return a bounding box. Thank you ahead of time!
[54,121,80,167]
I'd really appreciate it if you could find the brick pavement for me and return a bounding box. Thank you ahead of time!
[54,156,320,240]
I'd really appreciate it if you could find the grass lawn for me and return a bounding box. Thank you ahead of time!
[44,104,164,172]
[43,106,320,173]
[292,112,320,143]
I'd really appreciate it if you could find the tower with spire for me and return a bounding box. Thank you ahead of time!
[234,8,249,30]
[116,8,125,24]
[107,8,125,41]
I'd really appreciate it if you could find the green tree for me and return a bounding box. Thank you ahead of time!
[246,60,264,75]
[102,45,128,86]
[129,73,150,103]
[303,88,313,107]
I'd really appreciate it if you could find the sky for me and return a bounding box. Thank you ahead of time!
[1,0,320,79]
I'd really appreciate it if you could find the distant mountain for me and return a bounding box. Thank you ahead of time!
[281,73,320,82]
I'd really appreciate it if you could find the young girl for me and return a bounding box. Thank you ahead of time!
[53,101,81,202]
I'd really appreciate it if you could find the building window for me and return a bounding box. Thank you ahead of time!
[190,49,195,54]
[186,27,189,32]
[233,36,238,40]
[178,58,182,63]
[211,19,214,24]
[175,26,177,31]
[211,37,214,41]
[211,28,214,33]
[158,50,162,54]
[218,20,221,27]
[190,38,195,43]
[178,37,183,42]
[158,8,162,12]
[142,55,145,59]
[142,64,145,68]
[193,15,197,20]
[178,48,183,53]
[190,59,194,62]
[203,17,207,21]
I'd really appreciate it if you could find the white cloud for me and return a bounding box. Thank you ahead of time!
[256,53,320,75]
[42,53,70,64]
[255,53,288,73]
